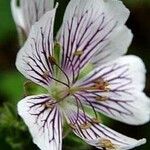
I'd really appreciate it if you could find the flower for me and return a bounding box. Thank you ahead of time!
[16,0,150,150]
[11,0,54,36]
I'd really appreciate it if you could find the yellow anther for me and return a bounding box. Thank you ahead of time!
[80,122,91,129]
[95,96,108,101]
[69,123,77,129]
[43,71,49,78]
[99,139,116,150]
[74,50,84,56]
[91,118,101,124]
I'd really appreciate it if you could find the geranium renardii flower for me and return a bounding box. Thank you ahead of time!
[11,0,54,36]
[16,0,150,150]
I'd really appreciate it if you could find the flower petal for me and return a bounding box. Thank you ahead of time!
[76,55,150,125]
[11,0,25,30]
[16,8,57,88]
[63,105,146,150]
[18,94,62,150]
[58,0,130,83]
[11,0,54,35]
[91,25,133,66]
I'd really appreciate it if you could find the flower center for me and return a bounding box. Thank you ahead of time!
[49,82,69,101]
[48,74,109,100]
[46,44,109,108]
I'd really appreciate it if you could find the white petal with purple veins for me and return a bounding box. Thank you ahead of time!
[63,105,146,150]
[20,0,54,34]
[18,95,62,150]
[16,8,57,88]
[58,0,130,83]
[91,25,133,66]
[76,55,150,125]
[11,0,54,35]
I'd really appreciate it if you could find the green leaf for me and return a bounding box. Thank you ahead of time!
[0,71,24,104]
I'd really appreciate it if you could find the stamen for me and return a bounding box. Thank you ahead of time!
[99,139,116,150]
[91,118,101,124]
[70,79,109,93]
[45,101,54,108]
[76,93,98,121]
[43,71,69,87]
[69,123,77,129]
[74,50,84,56]
[93,79,109,91]
[48,56,57,65]
[80,122,91,129]
[48,55,70,86]
[73,95,88,125]
[43,70,50,78]
[95,96,108,101]
[74,96,80,124]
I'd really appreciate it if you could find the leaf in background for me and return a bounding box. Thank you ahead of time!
[0,71,24,104]
[0,0,16,42]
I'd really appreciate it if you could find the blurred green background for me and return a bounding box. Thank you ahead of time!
[0,0,149,150]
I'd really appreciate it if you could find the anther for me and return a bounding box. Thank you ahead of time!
[69,123,77,129]
[80,122,91,129]
[45,101,54,108]
[74,50,84,56]
[48,56,57,65]
[43,71,50,78]
[99,139,116,150]
[95,96,108,101]
[91,118,101,124]
[93,79,110,91]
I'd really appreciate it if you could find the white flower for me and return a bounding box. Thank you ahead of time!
[11,0,54,35]
[16,0,150,150]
